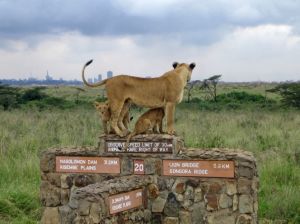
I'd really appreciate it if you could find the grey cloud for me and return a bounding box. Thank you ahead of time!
[1,0,300,44]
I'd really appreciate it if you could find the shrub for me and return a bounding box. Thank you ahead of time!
[217,91,267,103]
[0,84,20,110]
[21,87,47,102]
[267,82,300,108]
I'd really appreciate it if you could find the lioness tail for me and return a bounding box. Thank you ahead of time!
[82,60,108,88]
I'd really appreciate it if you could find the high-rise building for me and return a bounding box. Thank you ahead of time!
[107,71,113,78]
[45,70,53,81]
[88,78,93,83]
[98,74,102,81]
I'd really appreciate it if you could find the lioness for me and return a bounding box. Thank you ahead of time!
[82,60,195,136]
[94,101,130,134]
[123,108,165,150]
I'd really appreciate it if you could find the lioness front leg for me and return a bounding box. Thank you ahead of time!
[118,104,130,135]
[159,120,164,134]
[166,102,175,135]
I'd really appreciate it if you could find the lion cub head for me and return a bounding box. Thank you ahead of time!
[94,101,111,122]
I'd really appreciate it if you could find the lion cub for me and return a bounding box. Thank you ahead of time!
[124,108,165,150]
[94,101,130,134]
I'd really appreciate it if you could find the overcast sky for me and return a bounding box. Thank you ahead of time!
[0,0,300,82]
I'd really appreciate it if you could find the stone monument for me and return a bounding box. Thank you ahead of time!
[40,133,258,224]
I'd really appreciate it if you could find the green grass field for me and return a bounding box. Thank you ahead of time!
[0,85,299,223]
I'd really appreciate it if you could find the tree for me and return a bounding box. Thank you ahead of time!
[186,80,202,103]
[202,75,222,102]
[267,82,300,108]
[73,87,85,104]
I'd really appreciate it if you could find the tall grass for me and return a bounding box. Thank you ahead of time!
[0,107,299,223]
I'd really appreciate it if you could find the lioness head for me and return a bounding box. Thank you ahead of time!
[172,62,196,82]
[94,101,111,121]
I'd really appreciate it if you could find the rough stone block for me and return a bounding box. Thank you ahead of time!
[164,193,180,217]
[205,193,218,211]
[40,181,61,207]
[61,174,73,189]
[172,179,186,194]
[192,202,205,224]
[207,213,236,224]
[226,181,237,195]
[147,183,159,199]
[179,210,191,224]
[237,214,253,224]
[41,207,60,224]
[152,197,167,213]
[194,187,203,202]
[239,195,253,214]
[219,194,233,209]
[61,189,70,205]
[238,178,252,194]
[164,217,179,224]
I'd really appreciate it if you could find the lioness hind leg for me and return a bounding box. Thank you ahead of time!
[110,102,126,137]
[166,102,176,135]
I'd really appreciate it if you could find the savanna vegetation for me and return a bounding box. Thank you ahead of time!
[0,82,299,223]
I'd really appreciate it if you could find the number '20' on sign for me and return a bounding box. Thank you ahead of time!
[133,160,144,175]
